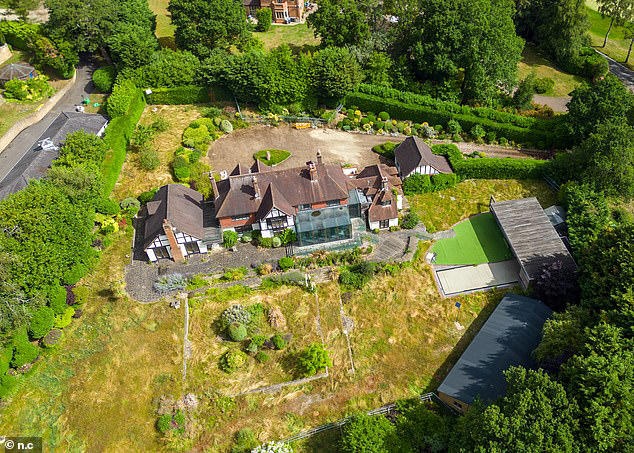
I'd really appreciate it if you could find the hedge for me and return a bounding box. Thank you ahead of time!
[146,86,210,105]
[102,88,146,195]
[345,91,558,149]
[432,144,547,179]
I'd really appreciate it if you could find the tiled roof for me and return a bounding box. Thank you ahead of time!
[368,188,398,222]
[394,136,453,176]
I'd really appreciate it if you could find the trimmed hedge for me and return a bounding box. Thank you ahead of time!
[146,86,210,105]
[345,89,558,149]
[432,144,547,179]
[93,66,116,93]
[102,88,146,195]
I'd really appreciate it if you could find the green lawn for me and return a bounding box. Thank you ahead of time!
[255,23,320,52]
[431,213,512,265]
[148,0,176,48]
[585,2,634,70]
[253,148,291,166]
[518,44,585,97]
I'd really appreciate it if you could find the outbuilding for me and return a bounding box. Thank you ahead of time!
[437,294,552,413]
[393,136,453,178]
[0,62,37,84]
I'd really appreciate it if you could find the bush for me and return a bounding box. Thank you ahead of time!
[54,306,75,328]
[172,156,191,181]
[271,334,286,350]
[139,148,160,170]
[3,76,54,102]
[154,273,187,293]
[219,349,248,373]
[157,414,172,434]
[63,263,87,286]
[255,7,273,32]
[403,174,432,195]
[220,305,251,329]
[271,236,282,248]
[145,86,209,105]
[223,230,239,248]
[107,79,138,118]
[378,111,390,121]
[120,197,141,215]
[47,284,68,315]
[340,412,396,452]
[93,66,116,93]
[372,141,397,160]
[447,119,462,134]
[278,228,296,245]
[0,374,18,399]
[401,212,419,229]
[470,124,486,139]
[182,125,211,152]
[430,173,459,191]
[534,77,555,95]
[11,327,39,368]
[232,428,259,453]
[297,343,332,377]
[228,322,247,341]
[138,189,158,203]
[220,119,234,133]
[95,197,120,216]
[278,257,294,271]
[255,351,270,363]
[28,306,55,339]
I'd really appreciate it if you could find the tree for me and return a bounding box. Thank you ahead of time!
[596,0,634,47]
[364,52,392,87]
[45,0,156,54]
[106,23,158,69]
[561,323,634,452]
[577,120,634,197]
[312,47,362,102]
[339,413,397,453]
[255,8,272,32]
[168,0,248,58]
[297,343,332,376]
[307,0,370,48]
[2,0,40,21]
[565,74,634,142]
[395,401,449,452]
[55,131,109,167]
[451,367,579,452]
[625,22,634,63]
[118,49,201,88]
[513,72,536,110]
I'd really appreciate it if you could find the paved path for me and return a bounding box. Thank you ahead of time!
[595,49,634,92]
[0,61,96,186]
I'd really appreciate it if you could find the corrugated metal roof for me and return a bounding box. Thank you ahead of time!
[437,294,552,405]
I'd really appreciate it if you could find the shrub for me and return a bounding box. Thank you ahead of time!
[257,263,273,275]
[278,257,294,271]
[139,148,160,170]
[219,349,248,373]
[94,197,120,216]
[28,306,55,339]
[54,306,75,328]
[401,212,419,229]
[93,66,116,93]
[403,174,432,195]
[223,230,239,248]
[232,427,259,453]
[146,86,209,105]
[258,236,273,248]
[138,189,158,203]
[220,119,234,133]
[0,347,12,375]
[156,414,172,434]
[47,284,68,315]
[430,173,459,191]
[3,76,54,101]
[378,111,390,121]
[297,343,332,377]
[220,305,251,329]
[255,7,273,31]
[182,125,211,152]
[470,124,486,139]
[534,77,555,94]
[172,156,191,181]
[271,236,282,248]
[278,228,296,245]
[63,263,87,286]
[154,273,187,293]
[120,197,141,215]
[271,334,286,350]
[340,413,396,453]
[41,329,63,348]
[228,322,247,341]
[11,327,39,368]
[447,119,462,134]
[107,79,138,118]
[255,351,270,363]
[0,374,18,399]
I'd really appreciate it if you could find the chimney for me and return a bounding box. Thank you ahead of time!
[316,149,323,164]
[307,161,317,182]
[163,219,184,262]
[381,176,389,191]
[253,176,260,199]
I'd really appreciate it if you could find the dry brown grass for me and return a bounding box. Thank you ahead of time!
[112,105,203,200]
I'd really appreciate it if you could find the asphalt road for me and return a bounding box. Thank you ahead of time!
[0,61,97,185]
[595,49,634,92]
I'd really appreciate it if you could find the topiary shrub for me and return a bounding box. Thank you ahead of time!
[228,322,247,342]
[220,305,251,329]
[378,111,390,121]
[278,257,294,271]
[154,273,187,293]
[219,349,248,373]
[54,306,75,329]
[271,236,282,248]
[255,351,270,363]
[28,306,55,340]
[120,197,141,215]
[220,120,233,133]
[401,212,419,229]
[223,230,239,248]
[92,66,116,93]
[11,327,39,368]
[297,343,332,377]
[140,148,160,170]
[47,284,68,315]
[271,334,286,350]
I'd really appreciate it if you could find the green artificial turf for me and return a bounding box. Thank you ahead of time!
[253,149,291,166]
[431,213,513,265]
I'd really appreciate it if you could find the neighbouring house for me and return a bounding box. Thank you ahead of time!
[394,136,453,178]
[245,0,305,23]
[0,112,109,200]
[0,62,37,85]
[490,197,576,289]
[143,184,209,262]
[437,293,552,414]
[141,153,404,260]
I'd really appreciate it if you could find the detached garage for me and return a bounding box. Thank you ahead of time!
[490,197,576,288]
[437,294,552,413]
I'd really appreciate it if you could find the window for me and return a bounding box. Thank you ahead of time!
[380,200,391,207]
[154,246,170,259]
[326,199,340,207]
[232,214,250,221]
[379,219,389,229]
[298,203,311,211]
[185,242,199,255]
[275,11,285,18]
[453,401,463,409]
[267,216,287,230]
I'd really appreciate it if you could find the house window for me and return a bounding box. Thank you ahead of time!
[232,214,250,221]
[379,219,389,229]
[154,246,170,259]
[235,225,252,234]
[185,242,200,255]
[298,203,311,211]
[267,216,287,231]
[326,199,340,207]
[453,401,463,409]
[380,200,391,207]
[275,11,285,18]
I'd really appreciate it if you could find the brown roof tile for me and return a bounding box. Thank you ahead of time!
[394,136,453,176]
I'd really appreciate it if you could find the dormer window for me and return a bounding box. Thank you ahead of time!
[380,200,391,207]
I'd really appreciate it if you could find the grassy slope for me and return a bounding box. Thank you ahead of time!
[255,23,321,52]
[517,44,585,97]
[585,1,634,70]
[431,213,513,265]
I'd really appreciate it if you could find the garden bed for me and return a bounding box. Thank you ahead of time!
[253,149,291,166]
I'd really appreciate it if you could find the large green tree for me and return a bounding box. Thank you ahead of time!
[307,0,370,47]
[168,0,248,58]
[312,46,363,101]
[106,22,158,69]
[596,0,634,47]
[451,367,579,452]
